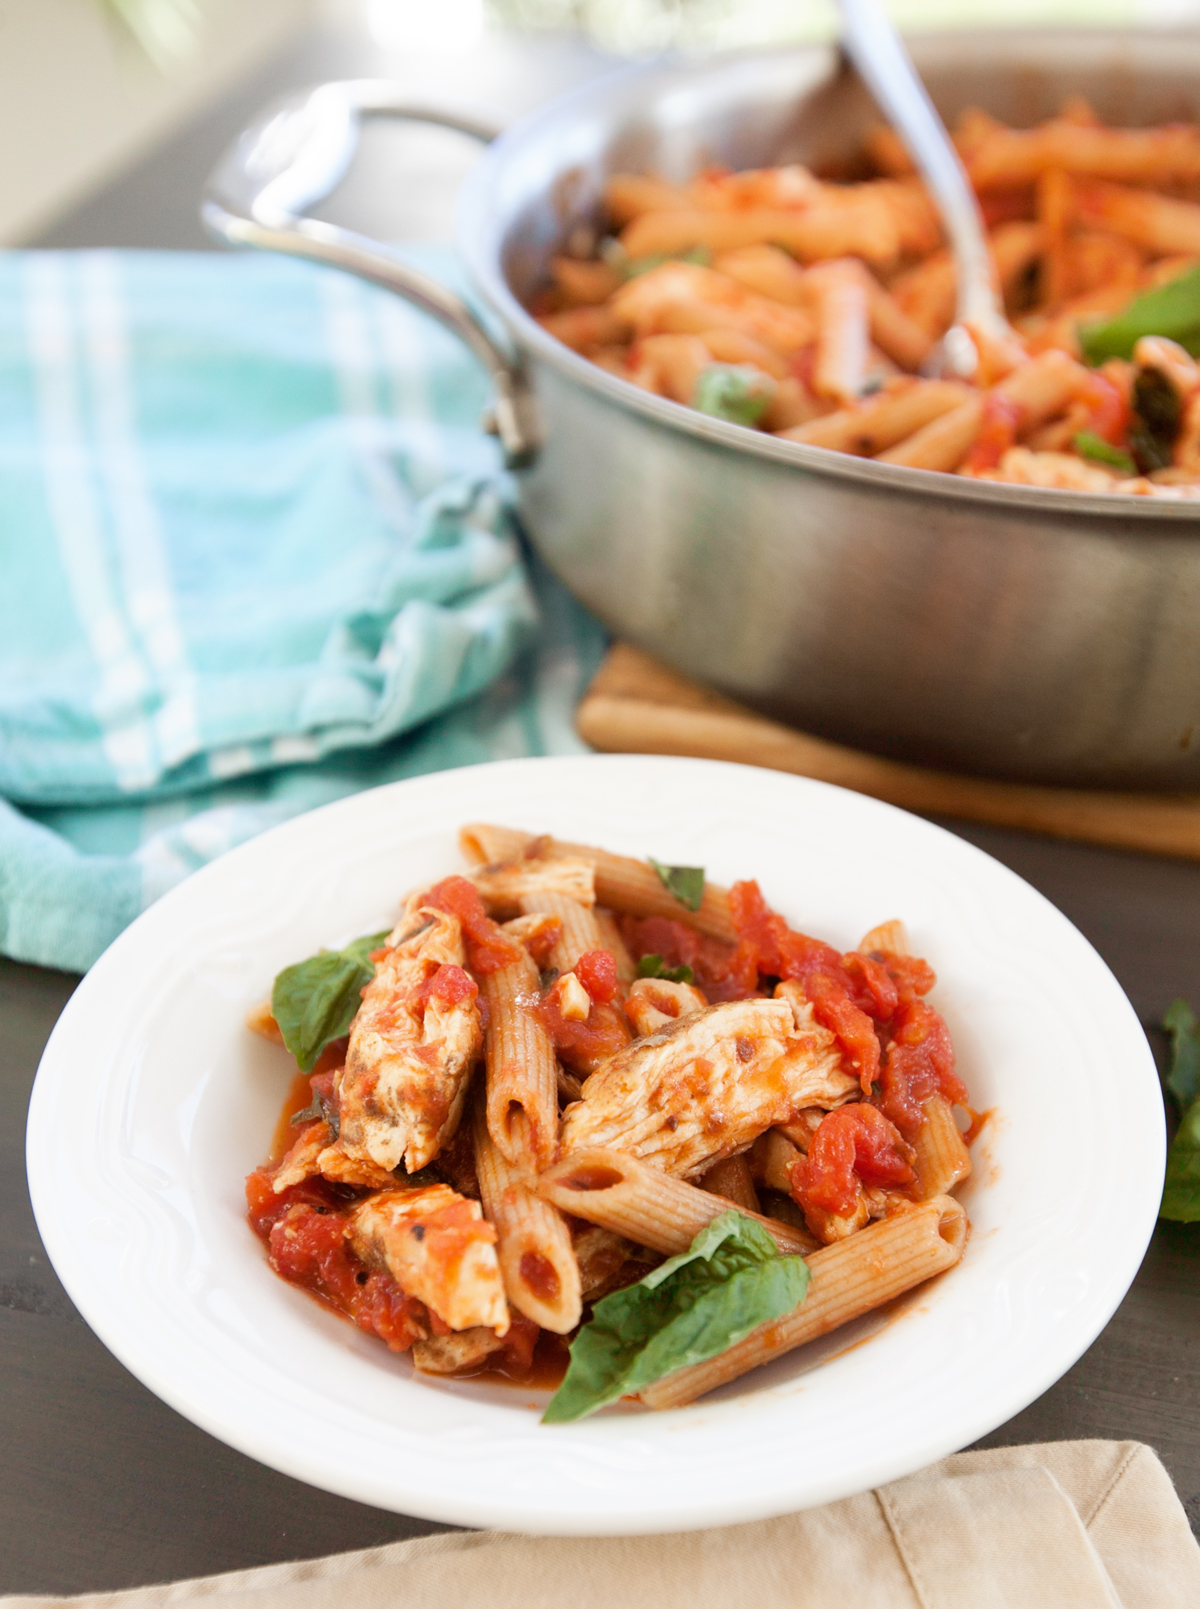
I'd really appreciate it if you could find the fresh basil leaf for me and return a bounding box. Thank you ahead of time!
[691,364,774,427]
[271,930,390,1073]
[1129,369,1182,474]
[1079,265,1200,364]
[1073,430,1135,476]
[636,954,695,985]
[1162,1094,1200,1221]
[648,856,706,913]
[542,1211,808,1423]
[624,245,712,279]
[1164,998,1200,1109]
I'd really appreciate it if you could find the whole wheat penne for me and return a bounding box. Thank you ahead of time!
[604,173,695,223]
[967,120,1200,189]
[639,1195,969,1408]
[470,857,595,914]
[877,395,985,471]
[1037,168,1073,306]
[460,825,736,942]
[700,326,790,379]
[536,306,624,353]
[537,1147,817,1256]
[628,333,715,402]
[473,1099,582,1333]
[480,949,559,1167]
[700,1154,761,1213]
[858,918,910,955]
[807,259,870,403]
[994,347,1088,428]
[551,256,623,307]
[594,907,637,983]
[911,1094,973,1199]
[520,889,604,974]
[1075,180,1200,257]
[712,243,809,304]
[618,205,902,270]
[748,1127,803,1194]
[780,379,970,454]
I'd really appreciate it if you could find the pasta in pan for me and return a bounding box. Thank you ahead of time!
[529,101,1200,496]
[246,830,976,1418]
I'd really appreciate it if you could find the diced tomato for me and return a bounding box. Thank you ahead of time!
[423,875,523,974]
[618,913,751,1001]
[978,186,1035,228]
[416,962,479,1010]
[575,949,618,1004]
[876,999,967,1138]
[842,952,899,1020]
[524,918,562,968]
[790,1103,914,1218]
[802,970,882,1092]
[352,1272,428,1352]
[534,991,632,1076]
[962,392,1023,474]
[1073,369,1128,447]
[268,1202,361,1308]
[879,953,937,1003]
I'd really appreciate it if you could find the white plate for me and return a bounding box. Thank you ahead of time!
[27,755,1163,1534]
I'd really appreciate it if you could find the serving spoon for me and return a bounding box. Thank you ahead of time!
[835,0,1013,377]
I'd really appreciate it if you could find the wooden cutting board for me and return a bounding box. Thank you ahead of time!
[576,642,1200,861]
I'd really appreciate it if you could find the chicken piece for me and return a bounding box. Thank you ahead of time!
[412,1327,506,1375]
[624,977,709,1036]
[348,1184,508,1334]
[975,447,1118,491]
[338,907,483,1174]
[558,997,859,1178]
[271,1118,400,1194]
[469,857,595,916]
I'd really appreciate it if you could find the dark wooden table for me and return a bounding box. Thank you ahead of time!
[6,19,1200,1598]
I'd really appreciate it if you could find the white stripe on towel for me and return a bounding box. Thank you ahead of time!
[80,252,201,774]
[24,253,156,792]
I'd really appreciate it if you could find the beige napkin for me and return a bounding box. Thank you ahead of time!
[7,1442,1198,1609]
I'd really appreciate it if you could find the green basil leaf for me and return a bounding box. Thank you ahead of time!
[271,930,390,1073]
[1073,430,1136,476]
[1164,998,1200,1109]
[542,1211,809,1423]
[648,856,706,912]
[1161,1094,1200,1221]
[624,245,712,279]
[691,364,774,427]
[636,954,695,985]
[1079,265,1200,364]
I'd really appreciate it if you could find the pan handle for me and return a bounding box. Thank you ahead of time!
[201,80,538,467]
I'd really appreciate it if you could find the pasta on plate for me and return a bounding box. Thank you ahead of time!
[530,100,1200,496]
[246,828,976,1419]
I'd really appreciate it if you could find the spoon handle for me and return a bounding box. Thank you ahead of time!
[836,0,1005,332]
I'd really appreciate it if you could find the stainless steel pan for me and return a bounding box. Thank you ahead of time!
[204,31,1200,789]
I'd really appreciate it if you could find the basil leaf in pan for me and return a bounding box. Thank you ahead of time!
[1073,430,1136,477]
[691,364,774,428]
[272,930,390,1073]
[1164,998,1200,1109]
[543,1211,809,1423]
[1079,265,1200,365]
[648,856,706,912]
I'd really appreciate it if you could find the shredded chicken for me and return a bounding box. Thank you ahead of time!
[348,1184,509,1334]
[412,1327,506,1374]
[558,997,859,1177]
[338,906,483,1174]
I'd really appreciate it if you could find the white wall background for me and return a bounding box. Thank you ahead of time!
[0,0,317,244]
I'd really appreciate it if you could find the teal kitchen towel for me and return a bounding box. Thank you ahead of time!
[0,249,606,973]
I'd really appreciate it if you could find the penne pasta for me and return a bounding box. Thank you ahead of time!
[877,395,985,471]
[459,824,736,942]
[480,946,559,1168]
[537,1146,817,1256]
[594,907,637,983]
[779,379,971,455]
[700,1154,762,1213]
[911,1093,973,1200]
[638,1196,968,1408]
[473,1098,582,1333]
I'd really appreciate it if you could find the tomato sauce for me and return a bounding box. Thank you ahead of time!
[790,1104,914,1218]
